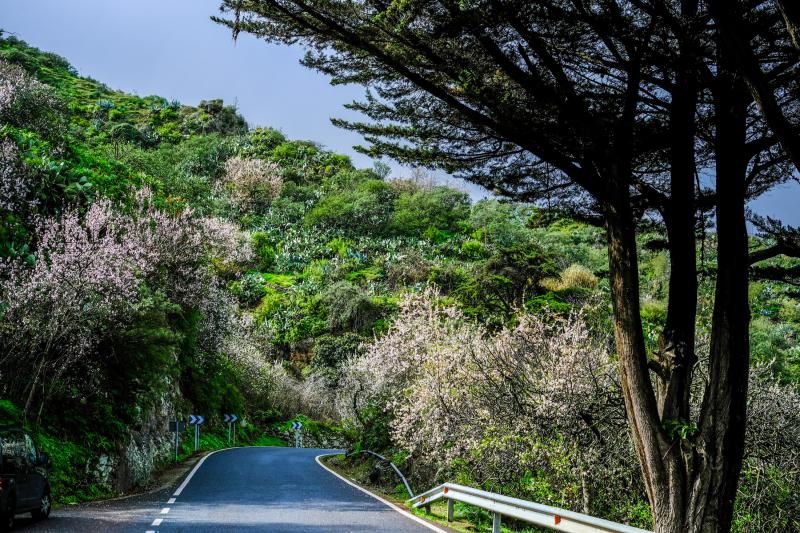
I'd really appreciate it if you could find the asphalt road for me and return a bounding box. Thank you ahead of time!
[13,447,441,533]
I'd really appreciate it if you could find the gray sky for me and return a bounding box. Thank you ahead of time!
[1,0,797,224]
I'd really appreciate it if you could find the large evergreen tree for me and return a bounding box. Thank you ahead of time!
[215,1,800,531]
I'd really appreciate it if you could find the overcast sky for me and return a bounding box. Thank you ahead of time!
[1,0,797,223]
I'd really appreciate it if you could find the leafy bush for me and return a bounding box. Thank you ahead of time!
[389,185,470,236]
[311,333,365,369]
[305,180,396,235]
[320,281,381,333]
[251,231,277,270]
[231,272,268,306]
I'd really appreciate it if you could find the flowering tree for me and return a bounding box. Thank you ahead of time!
[338,291,800,526]
[1,60,63,216]
[201,216,255,268]
[0,198,149,417]
[0,138,31,212]
[0,189,256,420]
[0,60,33,114]
[221,156,283,213]
[0,59,64,139]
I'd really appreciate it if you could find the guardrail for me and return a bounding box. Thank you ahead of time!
[408,482,652,533]
[345,449,415,497]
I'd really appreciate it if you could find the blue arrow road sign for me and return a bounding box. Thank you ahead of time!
[189,415,205,425]
[224,414,238,424]
[291,421,303,430]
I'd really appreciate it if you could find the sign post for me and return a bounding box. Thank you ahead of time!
[169,420,186,462]
[291,421,303,448]
[188,415,205,451]
[224,414,239,446]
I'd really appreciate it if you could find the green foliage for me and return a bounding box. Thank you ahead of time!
[98,290,183,422]
[320,281,380,333]
[252,435,288,447]
[305,179,396,235]
[390,186,470,236]
[35,432,110,504]
[663,419,698,441]
[241,127,287,158]
[251,232,277,270]
[2,35,247,149]
[311,333,365,369]
[734,464,798,533]
[0,400,21,425]
[231,272,268,306]
[433,243,557,325]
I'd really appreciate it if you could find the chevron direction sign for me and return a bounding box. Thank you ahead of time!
[225,413,239,445]
[292,421,303,448]
[188,414,205,425]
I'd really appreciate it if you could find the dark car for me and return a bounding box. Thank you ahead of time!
[0,427,51,531]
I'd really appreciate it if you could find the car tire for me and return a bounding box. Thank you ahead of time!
[31,490,51,521]
[0,502,14,532]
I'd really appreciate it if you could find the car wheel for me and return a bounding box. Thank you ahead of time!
[0,504,14,532]
[32,491,51,520]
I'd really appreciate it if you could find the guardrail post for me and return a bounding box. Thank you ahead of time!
[492,512,501,533]
[447,499,454,522]
[424,503,431,514]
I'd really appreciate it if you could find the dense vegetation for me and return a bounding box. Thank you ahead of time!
[218,2,800,532]
[0,32,798,531]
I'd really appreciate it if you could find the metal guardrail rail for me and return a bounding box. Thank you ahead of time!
[408,482,652,533]
[345,449,415,497]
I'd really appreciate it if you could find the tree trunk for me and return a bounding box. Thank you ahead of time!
[684,44,751,533]
[605,169,686,532]
[656,0,699,426]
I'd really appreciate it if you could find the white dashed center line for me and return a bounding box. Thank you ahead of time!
[167,497,176,504]
[161,507,170,514]
[151,517,163,526]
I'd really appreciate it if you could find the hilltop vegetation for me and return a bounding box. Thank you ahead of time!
[0,33,799,530]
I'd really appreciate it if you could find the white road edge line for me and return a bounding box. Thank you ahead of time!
[171,445,287,497]
[173,447,235,496]
[315,453,447,533]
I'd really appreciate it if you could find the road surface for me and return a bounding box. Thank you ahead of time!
[13,447,442,532]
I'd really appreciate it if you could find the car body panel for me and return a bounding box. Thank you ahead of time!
[0,428,50,516]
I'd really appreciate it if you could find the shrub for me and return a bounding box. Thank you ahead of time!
[0,59,66,141]
[251,231,277,270]
[232,272,267,306]
[337,291,645,524]
[221,156,283,213]
[390,185,470,236]
[320,281,381,333]
[311,333,365,369]
[540,264,598,292]
[0,190,236,418]
[242,127,287,158]
[305,179,396,235]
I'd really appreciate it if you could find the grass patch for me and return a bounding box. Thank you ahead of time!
[253,435,288,447]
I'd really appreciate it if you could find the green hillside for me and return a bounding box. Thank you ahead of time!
[1,33,798,531]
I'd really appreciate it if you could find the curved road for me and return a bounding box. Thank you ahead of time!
[14,447,441,532]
